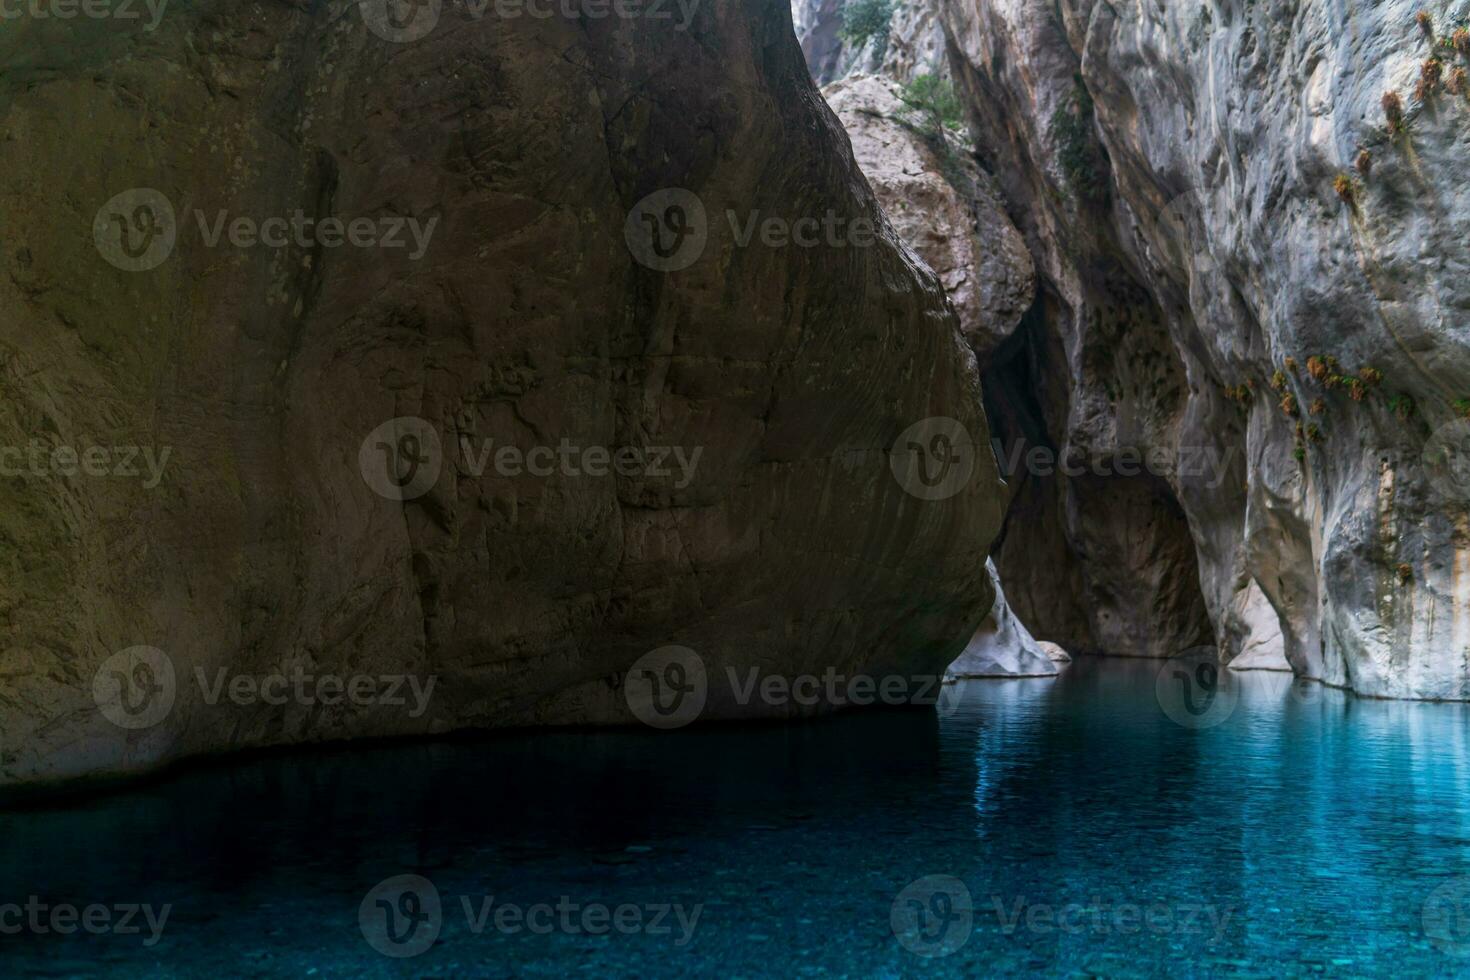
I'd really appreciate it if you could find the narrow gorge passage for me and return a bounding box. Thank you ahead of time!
[3,0,1470,976]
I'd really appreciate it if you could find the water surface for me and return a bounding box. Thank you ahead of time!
[3,658,1470,977]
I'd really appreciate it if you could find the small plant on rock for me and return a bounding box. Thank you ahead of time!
[1347,377,1368,401]
[1284,356,1299,373]
[1450,66,1469,96]
[1050,76,1110,205]
[1280,393,1299,416]
[1418,58,1444,100]
[1397,563,1414,584]
[1325,373,1345,390]
[1356,149,1373,176]
[1310,398,1327,415]
[1334,174,1356,205]
[1359,366,1384,387]
[1307,356,1329,381]
[1293,444,1308,463]
[1271,369,1289,392]
[1453,398,1470,418]
[1417,10,1434,35]
[1388,394,1416,420]
[1307,423,1324,443]
[1384,91,1406,133]
[1454,27,1470,55]
[897,74,967,143]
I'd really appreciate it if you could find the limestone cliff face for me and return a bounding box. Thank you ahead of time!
[937,0,1470,696]
[0,0,1006,785]
[801,0,1470,698]
[796,0,948,85]
[821,74,1035,363]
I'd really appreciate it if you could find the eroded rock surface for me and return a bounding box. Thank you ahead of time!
[946,560,1059,678]
[795,0,947,85]
[0,0,1005,786]
[822,74,1035,361]
[935,0,1470,696]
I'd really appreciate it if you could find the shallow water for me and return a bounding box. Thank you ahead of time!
[4,658,1470,977]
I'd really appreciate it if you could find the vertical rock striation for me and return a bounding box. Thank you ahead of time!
[931,0,1470,696]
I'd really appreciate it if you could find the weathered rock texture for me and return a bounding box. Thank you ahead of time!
[822,74,1035,361]
[933,0,1470,696]
[945,560,1059,678]
[822,72,1054,675]
[796,0,947,85]
[0,0,1006,785]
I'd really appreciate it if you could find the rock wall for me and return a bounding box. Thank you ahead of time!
[0,0,1007,786]
[933,0,1470,697]
[795,0,948,85]
[822,73,1063,676]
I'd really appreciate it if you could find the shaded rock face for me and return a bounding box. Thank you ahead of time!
[821,74,1052,674]
[793,0,854,83]
[936,0,1470,696]
[0,0,1006,785]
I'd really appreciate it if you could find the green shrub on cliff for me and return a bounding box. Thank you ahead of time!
[1050,76,1109,204]
[898,74,965,134]
[839,0,895,50]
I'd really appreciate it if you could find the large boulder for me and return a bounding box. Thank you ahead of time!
[0,0,1005,786]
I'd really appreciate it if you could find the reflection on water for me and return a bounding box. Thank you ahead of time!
[2,658,1469,976]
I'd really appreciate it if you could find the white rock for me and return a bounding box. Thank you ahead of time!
[946,561,1059,678]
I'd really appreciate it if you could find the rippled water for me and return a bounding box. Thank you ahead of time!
[4,658,1470,977]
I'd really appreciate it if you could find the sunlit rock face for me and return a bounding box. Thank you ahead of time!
[821,74,1035,363]
[794,0,947,85]
[934,0,1470,696]
[0,0,1007,785]
[945,560,1058,678]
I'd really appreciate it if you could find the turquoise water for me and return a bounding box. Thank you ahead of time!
[3,658,1470,977]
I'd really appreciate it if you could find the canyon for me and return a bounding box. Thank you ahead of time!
[3,0,1470,789]
[802,0,1470,698]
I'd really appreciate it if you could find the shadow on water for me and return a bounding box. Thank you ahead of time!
[2,658,1470,976]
